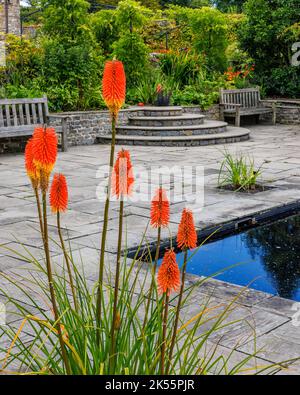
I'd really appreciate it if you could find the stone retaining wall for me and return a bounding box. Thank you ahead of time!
[47,102,299,150]
[275,103,300,125]
[1,102,299,153]
[260,100,300,125]
[48,105,221,148]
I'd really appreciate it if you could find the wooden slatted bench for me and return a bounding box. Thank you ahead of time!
[0,96,69,151]
[220,88,277,127]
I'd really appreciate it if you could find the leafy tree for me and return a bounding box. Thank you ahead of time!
[113,32,150,86]
[86,0,160,9]
[112,0,151,86]
[190,0,211,7]
[214,0,246,13]
[160,0,211,6]
[190,7,228,71]
[41,0,92,42]
[115,0,153,31]
[239,0,300,97]
[91,10,119,53]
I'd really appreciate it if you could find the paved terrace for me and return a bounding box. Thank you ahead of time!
[1,123,300,374]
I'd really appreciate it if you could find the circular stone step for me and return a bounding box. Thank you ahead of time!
[117,120,228,137]
[130,106,183,117]
[98,127,250,147]
[128,114,205,127]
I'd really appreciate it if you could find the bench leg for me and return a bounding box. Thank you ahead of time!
[272,103,277,125]
[235,108,241,127]
[61,118,68,152]
[220,107,225,121]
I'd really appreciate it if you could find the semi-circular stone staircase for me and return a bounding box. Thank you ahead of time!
[99,106,250,146]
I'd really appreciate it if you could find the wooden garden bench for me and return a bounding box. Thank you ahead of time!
[0,96,69,151]
[220,88,277,127]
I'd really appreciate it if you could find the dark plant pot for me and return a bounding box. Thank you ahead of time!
[155,92,172,106]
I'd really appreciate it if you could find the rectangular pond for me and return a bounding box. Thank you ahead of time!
[160,213,300,301]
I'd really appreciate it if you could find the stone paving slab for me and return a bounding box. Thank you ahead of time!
[1,124,300,374]
[238,321,300,365]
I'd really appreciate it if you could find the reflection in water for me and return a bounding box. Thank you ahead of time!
[244,215,300,299]
[165,214,300,301]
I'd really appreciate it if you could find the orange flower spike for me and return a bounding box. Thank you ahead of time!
[156,84,163,93]
[157,249,181,296]
[112,149,134,198]
[102,60,126,115]
[177,208,197,251]
[25,138,39,187]
[150,188,170,228]
[50,173,68,213]
[31,127,58,174]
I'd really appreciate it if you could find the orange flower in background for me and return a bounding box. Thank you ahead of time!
[102,60,126,115]
[156,84,162,93]
[150,188,170,228]
[50,173,68,213]
[111,149,134,198]
[177,208,197,250]
[31,127,58,174]
[157,249,180,296]
[25,138,39,187]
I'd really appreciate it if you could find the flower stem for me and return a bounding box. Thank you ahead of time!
[96,114,117,343]
[160,292,169,375]
[109,198,124,374]
[57,212,78,312]
[34,186,44,241]
[166,248,188,374]
[42,190,71,375]
[142,226,161,330]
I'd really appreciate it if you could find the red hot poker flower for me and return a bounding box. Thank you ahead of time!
[50,173,68,213]
[31,127,58,174]
[150,188,170,228]
[157,249,181,296]
[177,208,197,250]
[25,138,39,187]
[111,149,134,198]
[102,60,126,116]
[156,84,162,93]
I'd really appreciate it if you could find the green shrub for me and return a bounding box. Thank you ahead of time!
[0,34,42,87]
[113,32,150,87]
[190,7,228,72]
[258,67,300,99]
[39,39,104,111]
[0,84,43,100]
[159,50,205,87]
[239,0,300,97]
[91,10,119,54]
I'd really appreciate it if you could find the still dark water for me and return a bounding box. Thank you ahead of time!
[165,214,300,301]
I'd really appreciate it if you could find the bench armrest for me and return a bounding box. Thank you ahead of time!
[220,103,242,107]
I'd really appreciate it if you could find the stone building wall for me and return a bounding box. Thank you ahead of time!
[0,0,21,36]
